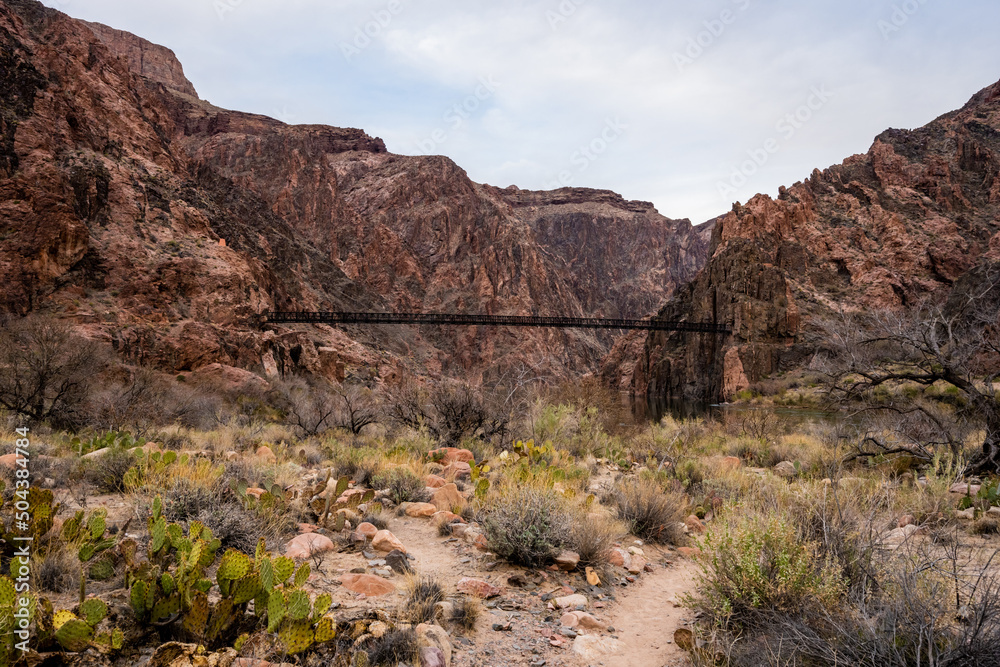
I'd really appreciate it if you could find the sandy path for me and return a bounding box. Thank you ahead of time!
[599,553,698,667]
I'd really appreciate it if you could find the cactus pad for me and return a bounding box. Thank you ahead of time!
[184,593,209,636]
[217,550,252,582]
[313,593,332,619]
[53,609,77,630]
[160,572,176,596]
[79,599,108,627]
[293,563,311,588]
[279,618,314,655]
[286,590,310,621]
[88,510,106,540]
[150,516,167,552]
[273,556,295,585]
[130,581,149,615]
[151,594,181,623]
[232,574,261,606]
[55,618,93,652]
[267,592,287,632]
[207,598,235,641]
[314,614,336,643]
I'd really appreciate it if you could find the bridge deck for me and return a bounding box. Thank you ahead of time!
[264,312,730,334]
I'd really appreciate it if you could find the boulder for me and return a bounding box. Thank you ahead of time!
[442,461,472,481]
[356,522,379,539]
[416,623,452,666]
[433,511,465,525]
[572,635,625,662]
[553,594,588,609]
[372,530,407,553]
[950,483,982,495]
[428,447,475,465]
[386,549,413,575]
[419,647,447,667]
[555,551,581,572]
[425,474,448,489]
[560,611,604,630]
[431,484,465,512]
[285,533,334,560]
[608,548,629,568]
[685,515,707,534]
[339,574,396,597]
[256,446,276,464]
[626,555,646,575]
[456,577,501,598]
[405,503,439,518]
[82,447,110,460]
[0,454,18,469]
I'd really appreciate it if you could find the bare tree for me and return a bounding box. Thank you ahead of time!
[330,384,380,435]
[817,264,1000,473]
[0,315,107,429]
[276,377,339,438]
[387,380,510,445]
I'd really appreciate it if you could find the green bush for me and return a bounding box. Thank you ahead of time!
[374,468,430,505]
[699,514,845,624]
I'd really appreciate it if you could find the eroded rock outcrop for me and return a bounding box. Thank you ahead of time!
[617,78,1000,402]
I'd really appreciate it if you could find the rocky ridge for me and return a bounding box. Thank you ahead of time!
[0,0,710,386]
[608,78,1000,403]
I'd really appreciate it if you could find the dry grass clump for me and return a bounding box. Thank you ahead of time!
[480,485,572,567]
[35,546,78,594]
[448,595,481,633]
[567,511,628,567]
[403,575,445,624]
[366,628,419,666]
[608,479,687,544]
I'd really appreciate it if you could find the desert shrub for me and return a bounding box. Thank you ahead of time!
[972,516,1000,535]
[366,628,418,666]
[387,381,509,445]
[333,458,381,488]
[404,576,444,624]
[608,479,687,544]
[375,468,430,505]
[480,486,571,567]
[360,509,390,531]
[698,514,845,626]
[567,512,627,567]
[449,595,481,633]
[83,446,139,493]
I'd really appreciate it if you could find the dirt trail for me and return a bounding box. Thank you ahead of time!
[600,553,699,667]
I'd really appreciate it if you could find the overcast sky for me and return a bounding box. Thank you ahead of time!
[43,0,1000,223]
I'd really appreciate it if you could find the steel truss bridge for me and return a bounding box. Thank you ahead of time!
[263,312,730,334]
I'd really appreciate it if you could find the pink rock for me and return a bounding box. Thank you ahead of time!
[627,555,647,575]
[677,547,702,559]
[685,515,707,534]
[419,647,446,667]
[0,454,18,469]
[340,574,396,597]
[561,611,604,630]
[405,503,439,518]
[457,577,501,598]
[950,483,982,495]
[425,474,448,489]
[433,511,466,525]
[428,447,475,465]
[356,522,379,539]
[609,548,629,569]
[431,483,465,512]
[336,489,367,504]
[285,533,335,560]
[372,530,407,553]
[256,446,276,463]
[297,523,318,534]
[442,461,472,481]
[246,488,266,499]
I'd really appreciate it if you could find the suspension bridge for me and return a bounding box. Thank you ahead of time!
[263,312,731,334]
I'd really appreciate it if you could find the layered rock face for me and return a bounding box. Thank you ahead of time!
[0,0,708,384]
[616,79,1000,403]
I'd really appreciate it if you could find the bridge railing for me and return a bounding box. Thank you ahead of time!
[263,312,730,334]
